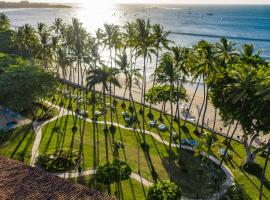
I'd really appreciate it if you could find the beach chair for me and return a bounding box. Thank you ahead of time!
[148,120,157,128]
[181,138,187,145]
[218,148,231,160]
[189,139,197,147]
[158,124,167,131]
[121,111,129,117]
[94,111,102,117]
[79,110,88,117]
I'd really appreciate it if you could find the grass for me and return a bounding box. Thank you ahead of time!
[40,115,226,199]
[0,124,34,164]
[0,83,269,199]
[0,102,58,164]
[44,84,270,200]
[70,174,149,200]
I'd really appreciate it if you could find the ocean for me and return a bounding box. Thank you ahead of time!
[1,4,270,73]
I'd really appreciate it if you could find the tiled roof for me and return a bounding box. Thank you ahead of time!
[0,157,116,200]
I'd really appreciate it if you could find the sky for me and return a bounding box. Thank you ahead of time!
[6,0,270,4]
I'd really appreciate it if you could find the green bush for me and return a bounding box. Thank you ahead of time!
[96,159,132,185]
[147,181,182,200]
[36,150,78,172]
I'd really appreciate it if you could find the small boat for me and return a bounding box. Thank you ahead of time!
[206,13,213,16]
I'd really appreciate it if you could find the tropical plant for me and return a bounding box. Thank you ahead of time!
[87,65,121,162]
[134,18,155,145]
[0,13,10,31]
[96,159,131,198]
[146,181,182,200]
[149,24,172,114]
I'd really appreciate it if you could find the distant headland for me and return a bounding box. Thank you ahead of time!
[0,1,71,8]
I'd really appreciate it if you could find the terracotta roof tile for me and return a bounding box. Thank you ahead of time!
[0,157,116,200]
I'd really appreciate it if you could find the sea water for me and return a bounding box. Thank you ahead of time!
[1,4,270,77]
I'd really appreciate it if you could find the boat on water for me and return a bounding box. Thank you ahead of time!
[206,13,213,16]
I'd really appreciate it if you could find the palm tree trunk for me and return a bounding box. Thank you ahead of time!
[259,139,270,200]
[141,50,147,144]
[149,50,159,114]
[109,48,114,127]
[219,121,239,167]
[184,76,201,126]
[177,80,182,149]
[169,82,174,181]
[196,76,206,131]
[212,108,217,133]
[103,87,109,163]
[200,85,209,133]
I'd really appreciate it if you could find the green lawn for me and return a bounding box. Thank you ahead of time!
[40,115,225,199]
[43,84,270,200]
[0,83,269,199]
[0,102,58,164]
[70,174,149,200]
[0,124,34,164]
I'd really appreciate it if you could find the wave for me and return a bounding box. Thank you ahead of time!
[171,32,270,43]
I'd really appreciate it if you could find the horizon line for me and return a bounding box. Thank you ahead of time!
[2,1,270,5]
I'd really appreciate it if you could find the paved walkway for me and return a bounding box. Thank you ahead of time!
[30,100,234,199]
[51,170,154,187]
[30,108,68,166]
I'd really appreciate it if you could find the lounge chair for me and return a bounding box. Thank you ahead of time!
[148,120,157,128]
[122,111,129,117]
[79,110,88,117]
[94,111,102,117]
[181,138,187,145]
[218,148,232,160]
[158,124,167,131]
[189,139,197,147]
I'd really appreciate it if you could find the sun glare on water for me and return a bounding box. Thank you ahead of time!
[76,0,118,32]
[82,0,114,9]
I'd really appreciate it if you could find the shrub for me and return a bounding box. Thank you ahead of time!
[96,159,132,185]
[147,181,182,200]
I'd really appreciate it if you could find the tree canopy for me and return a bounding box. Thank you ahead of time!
[0,62,57,111]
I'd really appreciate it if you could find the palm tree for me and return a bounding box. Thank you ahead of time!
[37,23,51,70]
[225,64,258,165]
[51,18,63,38]
[123,21,136,61]
[155,52,181,180]
[116,49,142,103]
[149,24,172,115]
[10,27,25,56]
[192,41,217,134]
[57,48,70,81]
[134,18,155,144]
[102,23,119,129]
[240,44,265,67]
[212,37,239,133]
[86,65,121,163]
[170,46,189,149]
[21,24,40,61]
[111,24,122,109]
[0,13,10,30]
[215,37,238,65]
